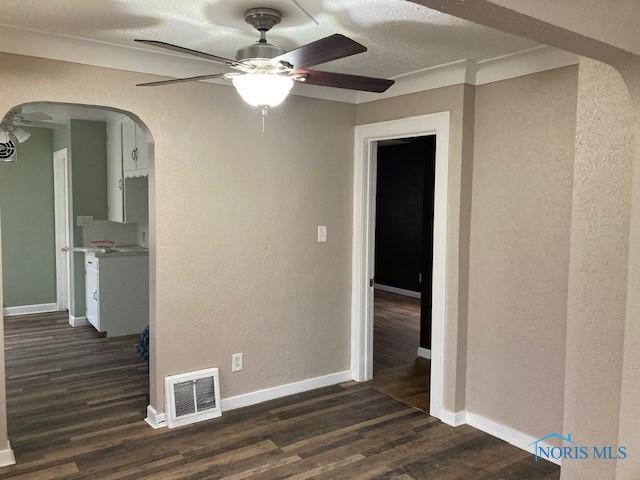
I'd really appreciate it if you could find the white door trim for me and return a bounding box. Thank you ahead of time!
[53,148,71,311]
[350,111,450,421]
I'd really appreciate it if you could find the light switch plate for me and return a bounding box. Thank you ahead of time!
[317,226,327,243]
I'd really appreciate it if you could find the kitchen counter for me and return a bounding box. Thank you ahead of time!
[65,245,149,257]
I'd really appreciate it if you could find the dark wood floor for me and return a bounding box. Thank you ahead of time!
[373,290,422,373]
[371,290,429,412]
[0,311,559,479]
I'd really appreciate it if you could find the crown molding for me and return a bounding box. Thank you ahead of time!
[355,45,579,103]
[0,24,577,105]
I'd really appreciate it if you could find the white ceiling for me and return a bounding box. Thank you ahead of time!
[0,0,540,78]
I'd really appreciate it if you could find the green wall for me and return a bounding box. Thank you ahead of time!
[69,120,107,316]
[0,127,56,307]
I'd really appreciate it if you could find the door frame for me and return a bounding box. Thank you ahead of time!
[350,111,450,420]
[53,148,71,311]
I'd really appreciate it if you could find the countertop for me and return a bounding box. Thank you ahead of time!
[65,245,149,257]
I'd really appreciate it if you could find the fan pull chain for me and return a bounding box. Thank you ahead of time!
[260,106,268,133]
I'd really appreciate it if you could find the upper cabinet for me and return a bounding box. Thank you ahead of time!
[122,118,149,178]
[107,116,149,224]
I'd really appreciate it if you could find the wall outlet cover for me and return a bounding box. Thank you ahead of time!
[232,353,243,372]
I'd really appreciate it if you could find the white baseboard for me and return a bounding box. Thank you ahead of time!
[145,370,352,430]
[417,347,431,359]
[445,410,561,466]
[145,405,166,429]
[69,315,88,327]
[3,303,58,317]
[0,442,15,467]
[440,408,467,427]
[221,370,352,411]
[374,284,421,299]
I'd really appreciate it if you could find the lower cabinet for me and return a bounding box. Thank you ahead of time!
[85,252,149,337]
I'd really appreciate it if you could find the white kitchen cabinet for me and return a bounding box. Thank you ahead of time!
[107,120,124,223]
[135,124,149,171]
[122,118,137,174]
[122,118,149,177]
[84,252,149,337]
[106,116,149,224]
[85,254,100,331]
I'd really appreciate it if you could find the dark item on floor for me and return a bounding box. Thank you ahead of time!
[137,325,149,361]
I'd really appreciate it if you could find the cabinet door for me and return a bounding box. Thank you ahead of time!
[85,263,100,331]
[122,118,137,173]
[135,124,149,171]
[106,121,124,223]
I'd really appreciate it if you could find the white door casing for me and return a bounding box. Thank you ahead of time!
[53,148,71,311]
[351,111,450,420]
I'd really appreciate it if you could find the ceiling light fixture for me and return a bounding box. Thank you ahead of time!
[11,126,31,143]
[135,7,395,131]
[232,73,294,108]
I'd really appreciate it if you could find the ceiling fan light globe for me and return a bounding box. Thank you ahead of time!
[12,126,31,143]
[232,74,294,108]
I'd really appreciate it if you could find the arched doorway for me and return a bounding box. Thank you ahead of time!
[0,102,155,463]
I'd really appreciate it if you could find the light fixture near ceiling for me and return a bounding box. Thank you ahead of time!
[134,6,394,129]
[0,130,17,163]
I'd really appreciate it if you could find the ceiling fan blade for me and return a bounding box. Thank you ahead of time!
[294,70,394,93]
[273,34,366,69]
[135,39,242,67]
[18,112,53,121]
[15,120,67,130]
[137,73,228,87]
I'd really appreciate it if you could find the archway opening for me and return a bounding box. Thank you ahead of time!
[0,101,156,456]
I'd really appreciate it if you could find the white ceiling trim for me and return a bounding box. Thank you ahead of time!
[0,24,577,105]
[355,46,579,103]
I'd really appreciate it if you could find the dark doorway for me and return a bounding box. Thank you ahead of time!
[370,135,436,412]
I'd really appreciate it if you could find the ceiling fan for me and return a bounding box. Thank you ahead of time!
[0,108,67,162]
[135,7,394,113]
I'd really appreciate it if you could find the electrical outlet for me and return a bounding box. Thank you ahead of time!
[317,225,327,243]
[232,353,243,372]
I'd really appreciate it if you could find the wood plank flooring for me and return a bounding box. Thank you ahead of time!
[371,290,429,411]
[0,311,560,479]
[373,291,421,373]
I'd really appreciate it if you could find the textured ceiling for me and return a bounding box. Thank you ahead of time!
[0,0,539,78]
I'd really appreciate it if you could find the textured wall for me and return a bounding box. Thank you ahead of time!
[0,52,356,415]
[468,66,578,437]
[562,59,634,480]
[616,60,640,480]
[0,127,56,307]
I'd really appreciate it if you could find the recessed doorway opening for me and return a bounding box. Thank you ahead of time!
[370,135,436,412]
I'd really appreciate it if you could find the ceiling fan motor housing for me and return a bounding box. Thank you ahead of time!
[244,7,281,32]
[236,42,285,62]
[237,8,286,62]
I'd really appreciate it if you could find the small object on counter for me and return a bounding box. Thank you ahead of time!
[91,240,115,251]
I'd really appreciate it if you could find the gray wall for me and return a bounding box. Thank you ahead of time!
[467,66,578,437]
[0,127,56,307]
[54,120,107,317]
[68,120,107,317]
